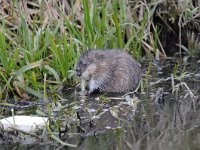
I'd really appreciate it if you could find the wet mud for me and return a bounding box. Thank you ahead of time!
[1,55,200,150]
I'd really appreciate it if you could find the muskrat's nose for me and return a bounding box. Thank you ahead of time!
[76,68,81,77]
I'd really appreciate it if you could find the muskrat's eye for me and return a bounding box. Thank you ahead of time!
[82,62,87,66]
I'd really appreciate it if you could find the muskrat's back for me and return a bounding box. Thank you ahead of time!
[76,49,142,94]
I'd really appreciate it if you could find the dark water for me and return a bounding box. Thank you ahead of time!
[1,56,200,150]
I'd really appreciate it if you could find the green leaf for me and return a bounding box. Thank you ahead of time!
[13,60,49,79]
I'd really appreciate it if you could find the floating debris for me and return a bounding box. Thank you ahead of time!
[0,115,48,133]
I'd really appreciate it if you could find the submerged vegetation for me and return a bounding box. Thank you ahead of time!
[0,0,200,148]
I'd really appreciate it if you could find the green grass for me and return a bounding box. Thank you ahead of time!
[0,0,199,99]
[0,1,142,99]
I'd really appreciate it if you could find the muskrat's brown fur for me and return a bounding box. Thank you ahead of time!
[76,49,142,94]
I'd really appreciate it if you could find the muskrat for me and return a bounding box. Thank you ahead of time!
[75,49,142,94]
